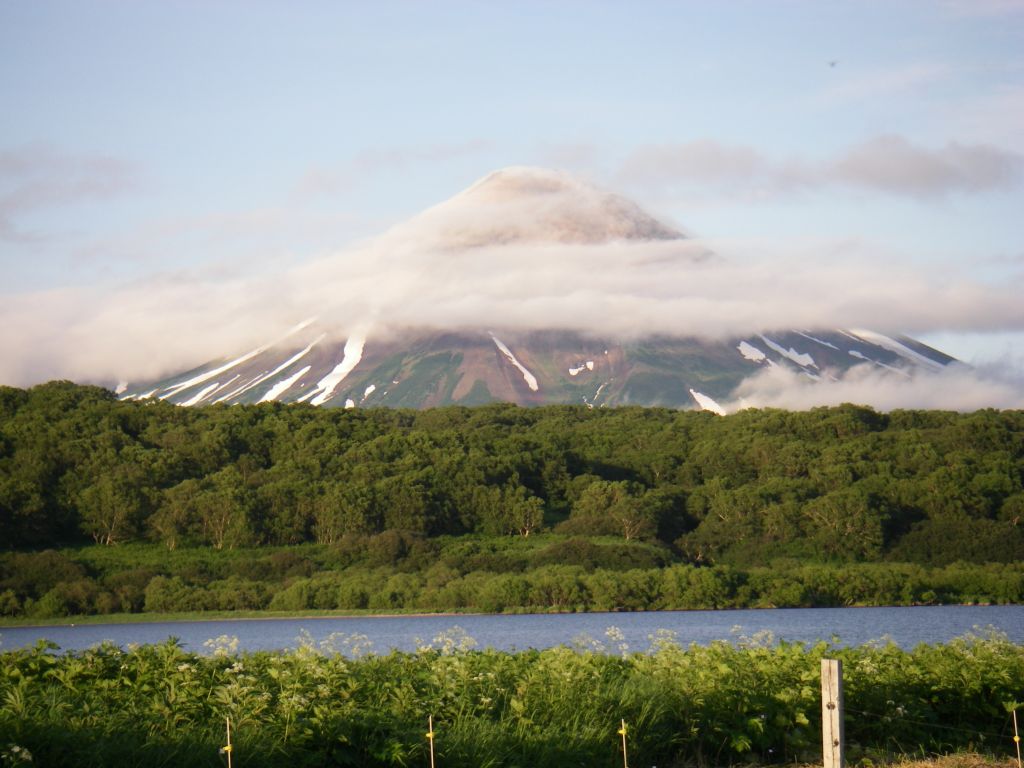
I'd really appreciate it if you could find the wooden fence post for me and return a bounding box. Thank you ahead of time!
[821,659,844,768]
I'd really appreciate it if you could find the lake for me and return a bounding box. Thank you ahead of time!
[2,604,1022,655]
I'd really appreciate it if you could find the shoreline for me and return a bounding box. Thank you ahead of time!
[0,609,486,630]
[0,601,1013,631]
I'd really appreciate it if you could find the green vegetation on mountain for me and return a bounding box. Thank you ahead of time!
[1,381,1023,617]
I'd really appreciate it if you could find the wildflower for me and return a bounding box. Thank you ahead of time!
[432,626,478,655]
[203,635,240,658]
[647,629,680,653]
[2,744,33,764]
[572,632,605,653]
[605,626,629,655]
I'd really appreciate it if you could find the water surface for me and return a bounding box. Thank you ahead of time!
[2,605,1021,655]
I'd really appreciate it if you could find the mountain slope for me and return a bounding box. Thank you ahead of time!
[120,327,955,411]
[118,167,958,411]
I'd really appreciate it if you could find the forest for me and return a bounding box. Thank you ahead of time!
[1,381,1023,617]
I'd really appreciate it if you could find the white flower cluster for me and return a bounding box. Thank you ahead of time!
[203,634,240,658]
[415,626,478,655]
[2,744,33,765]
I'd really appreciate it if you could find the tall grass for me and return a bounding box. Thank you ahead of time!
[1,629,1021,767]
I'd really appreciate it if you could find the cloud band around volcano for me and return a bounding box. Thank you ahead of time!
[1,167,1022,411]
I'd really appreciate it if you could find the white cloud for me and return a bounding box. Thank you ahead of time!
[1,167,1022,392]
[725,362,1024,412]
[831,135,1023,197]
[0,144,140,241]
[289,235,1023,343]
[618,135,1024,199]
[0,275,289,386]
[620,140,770,186]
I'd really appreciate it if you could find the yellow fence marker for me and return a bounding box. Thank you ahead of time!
[221,716,233,768]
[618,718,629,768]
[1013,708,1021,768]
[427,714,436,768]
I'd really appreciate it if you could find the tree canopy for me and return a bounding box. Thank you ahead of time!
[2,382,1022,569]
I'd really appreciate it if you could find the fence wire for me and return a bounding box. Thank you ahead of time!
[845,705,1016,743]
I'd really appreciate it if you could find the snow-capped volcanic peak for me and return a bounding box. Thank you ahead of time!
[112,168,962,413]
[401,166,685,249]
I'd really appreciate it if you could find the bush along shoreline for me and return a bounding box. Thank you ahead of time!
[0,629,1021,767]
[2,542,1023,620]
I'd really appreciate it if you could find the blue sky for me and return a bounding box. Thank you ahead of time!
[2,0,1023,395]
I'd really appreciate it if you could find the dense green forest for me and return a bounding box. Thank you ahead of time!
[1,630,1021,766]
[1,381,1023,616]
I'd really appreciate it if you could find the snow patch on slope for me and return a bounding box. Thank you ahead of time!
[848,350,910,377]
[737,341,766,362]
[226,334,325,402]
[214,373,263,404]
[490,334,539,391]
[759,334,816,368]
[582,379,612,409]
[159,343,269,400]
[206,374,241,401]
[569,361,594,376]
[122,387,158,401]
[848,329,944,371]
[153,320,320,402]
[795,330,839,350]
[310,334,366,406]
[259,365,311,403]
[181,382,220,407]
[689,388,726,415]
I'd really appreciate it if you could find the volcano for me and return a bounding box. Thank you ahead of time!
[118,168,957,411]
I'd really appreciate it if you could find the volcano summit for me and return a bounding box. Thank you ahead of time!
[119,168,957,411]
